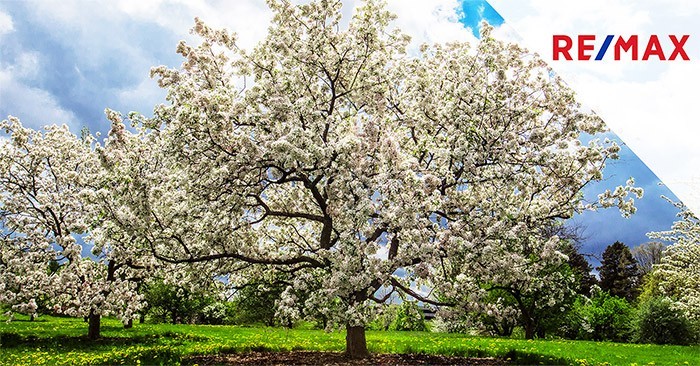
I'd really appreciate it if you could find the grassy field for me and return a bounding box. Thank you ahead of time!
[0,315,698,365]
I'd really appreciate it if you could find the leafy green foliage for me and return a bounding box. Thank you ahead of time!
[634,297,695,345]
[637,270,664,303]
[367,305,396,331]
[141,280,218,324]
[368,302,427,332]
[567,289,635,342]
[228,283,283,327]
[388,302,426,332]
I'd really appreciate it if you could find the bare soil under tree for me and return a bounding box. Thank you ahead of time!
[184,351,507,365]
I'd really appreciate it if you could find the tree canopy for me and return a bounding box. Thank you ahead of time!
[648,201,700,321]
[0,119,144,338]
[1,0,643,357]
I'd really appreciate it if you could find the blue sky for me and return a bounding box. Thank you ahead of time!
[572,138,679,265]
[0,0,681,262]
[460,0,503,36]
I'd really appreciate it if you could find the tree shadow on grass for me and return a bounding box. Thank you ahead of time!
[2,318,49,322]
[0,330,207,350]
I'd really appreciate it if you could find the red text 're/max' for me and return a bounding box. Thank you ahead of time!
[552,35,690,61]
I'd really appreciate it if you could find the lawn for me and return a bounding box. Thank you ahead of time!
[0,315,698,365]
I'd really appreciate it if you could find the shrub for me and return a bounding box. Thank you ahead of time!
[634,297,694,345]
[389,301,427,332]
[368,305,398,331]
[566,288,634,342]
[201,302,229,325]
[369,302,427,332]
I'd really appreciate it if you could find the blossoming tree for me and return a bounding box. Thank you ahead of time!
[648,201,700,321]
[101,0,640,357]
[0,117,143,339]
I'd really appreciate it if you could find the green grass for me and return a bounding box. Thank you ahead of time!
[0,315,698,365]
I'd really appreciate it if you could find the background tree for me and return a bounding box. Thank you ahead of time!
[368,301,428,333]
[597,241,640,302]
[648,201,700,322]
[141,278,219,324]
[100,0,641,357]
[634,296,694,345]
[439,231,579,339]
[549,223,597,296]
[470,289,520,337]
[388,301,426,332]
[562,243,598,297]
[438,220,604,339]
[631,241,665,277]
[0,117,143,339]
[228,282,284,327]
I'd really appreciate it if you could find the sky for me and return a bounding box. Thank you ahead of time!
[0,0,688,263]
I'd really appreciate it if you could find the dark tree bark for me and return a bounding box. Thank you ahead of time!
[87,310,101,340]
[345,325,369,359]
[536,326,545,339]
[124,318,133,329]
[524,320,535,340]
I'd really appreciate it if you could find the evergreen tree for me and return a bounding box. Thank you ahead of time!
[597,242,640,301]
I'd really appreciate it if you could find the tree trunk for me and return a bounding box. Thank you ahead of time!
[345,325,369,359]
[29,313,35,322]
[515,295,536,340]
[139,313,145,324]
[124,318,133,329]
[87,310,101,340]
[524,320,535,340]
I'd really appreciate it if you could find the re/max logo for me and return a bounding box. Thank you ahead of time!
[553,35,690,61]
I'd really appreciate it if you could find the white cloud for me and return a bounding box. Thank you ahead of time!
[488,0,700,215]
[0,10,13,36]
[387,0,477,48]
[20,2,159,68]
[0,8,78,130]
[5,51,41,81]
[0,71,79,130]
[116,77,167,116]
[113,0,273,51]
[572,64,700,204]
